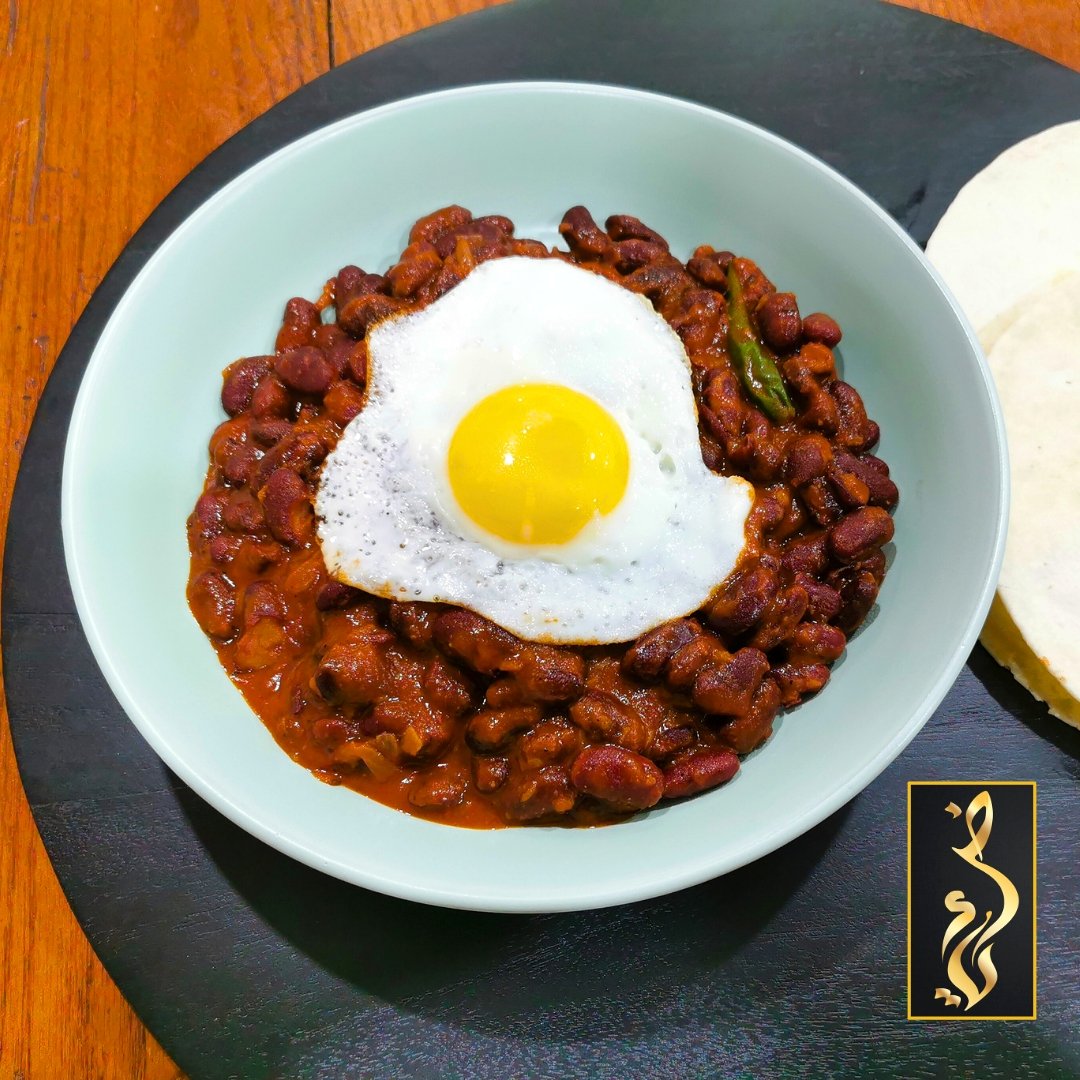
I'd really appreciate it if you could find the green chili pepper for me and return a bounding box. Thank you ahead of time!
[725,264,795,422]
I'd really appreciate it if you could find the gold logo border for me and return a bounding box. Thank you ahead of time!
[907,780,1037,1022]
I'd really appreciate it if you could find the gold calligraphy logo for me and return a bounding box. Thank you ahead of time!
[934,790,1020,1011]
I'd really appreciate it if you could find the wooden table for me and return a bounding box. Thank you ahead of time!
[0,0,1076,1074]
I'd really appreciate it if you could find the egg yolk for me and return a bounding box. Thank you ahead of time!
[447,383,630,545]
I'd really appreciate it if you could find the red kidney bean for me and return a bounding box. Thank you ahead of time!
[829,506,894,563]
[274,346,334,396]
[774,489,808,539]
[717,676,781,755]
[221,356,272,416]
[408,205,472,246]
[323,380,365,426]
[622,618,701,681]
[340,293,409,336]
[315,634,391,705]
[700,431,724,473]
[433,609,517,674]
[232,581,291,670]
[614,238,667,273]
[757,291,802,353]
[662,747,740,798]
[501,645,585,703]
[731,256,775,309]
[189,571,237,639]
[669,287,723,354]
[415,259,466,303]
[250,375,293,419]
[748,486,790,536]
[801,312,842,347]
[242,580,288,628]
[794,573,843,623]
[208,535,281,574]
[748,585,810,651]
[570,744,664,812]
[322,338,352,379]
[386,600,440,648]
[221,444,259,488]
[569,693,649,755]
[233,619,289,671]
[798,385,841,436]
[831,381,874,451]
[784,339,835,378]
[858,549,888,584]
[648,721,696,761]
[741,412,788,485]
[771,662,831,706]
[222,490,265,535]
[832,568,881,633]
[833,451,898,509]
[784,433,834,488]
[472,755,510,794]
[432,220,508,259]
[503,765,577,821]
[386,240,443,297]
[473,214,514,234]
[262,468,313,548]
[209,417,247,465]
[511,238,549,258]
[862,420,881,451]
[466,706,542,752]
[624,261,693,307]
[693,647,770,717]
[408,767,467,810]
[335,264,386,301]
[801,475,844,526]
[312,321,347,351]
[422,656,474,718]
[787,621,847,665]
[780,531,829,578]
[315,579,362,611]
[517,718,584,769]
[254,431,327,489]
[559,205,614,260]
[705,563,780,638]
[192,489,229,540]
[342,339,367,386]
[687,245,734,288]
[665,633,731,693]
[605,214,669,247]
[484,677,525,708]
[365,699,455,760]
[275,297,319,352]
[827,459,871,508]
[250,418,292,447]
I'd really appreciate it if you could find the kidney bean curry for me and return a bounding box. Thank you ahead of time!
[187,205,897,828]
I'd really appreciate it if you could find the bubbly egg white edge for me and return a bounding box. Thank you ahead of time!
[315,257,754,643]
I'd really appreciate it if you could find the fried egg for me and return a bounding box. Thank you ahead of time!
[316,255,751,644]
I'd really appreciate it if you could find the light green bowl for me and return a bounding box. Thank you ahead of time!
[62,83,1007,912]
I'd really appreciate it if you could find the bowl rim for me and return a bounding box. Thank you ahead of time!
[61,79,1009,912]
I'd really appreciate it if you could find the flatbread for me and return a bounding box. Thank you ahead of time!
[979,274,1080,730]
[926,120,1080,352]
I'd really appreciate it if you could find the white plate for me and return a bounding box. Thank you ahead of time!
[63,82,1007,912]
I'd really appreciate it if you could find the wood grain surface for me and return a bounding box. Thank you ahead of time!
[0,1,1072,1076]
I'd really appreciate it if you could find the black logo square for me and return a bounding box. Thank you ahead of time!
[908,781,1036,1021]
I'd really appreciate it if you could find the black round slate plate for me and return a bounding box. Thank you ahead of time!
[6,1,1080,1076]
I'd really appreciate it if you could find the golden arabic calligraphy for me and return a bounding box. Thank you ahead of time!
[935,791,1020,1011]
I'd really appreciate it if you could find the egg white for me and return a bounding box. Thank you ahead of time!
[316,256,752,644]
